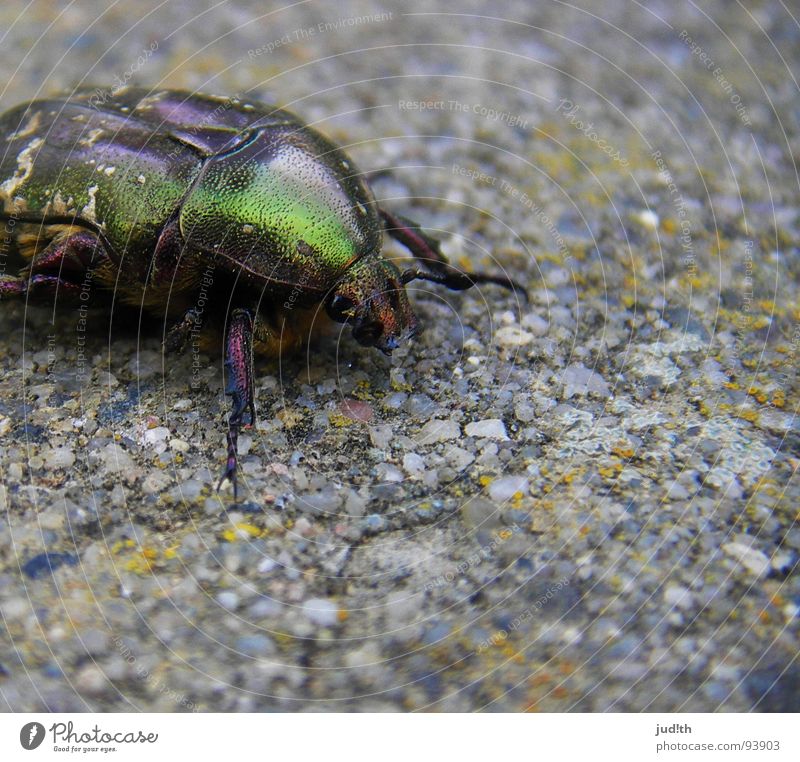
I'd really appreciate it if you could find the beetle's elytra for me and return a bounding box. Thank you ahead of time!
[0,87,525,494]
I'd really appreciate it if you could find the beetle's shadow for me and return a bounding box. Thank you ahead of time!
[0,299,205,377]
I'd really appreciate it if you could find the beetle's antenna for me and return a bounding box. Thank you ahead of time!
[400,268,528,302]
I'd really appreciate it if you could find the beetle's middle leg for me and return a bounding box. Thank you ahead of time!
[218,308,257,497]
[379,208,527,298]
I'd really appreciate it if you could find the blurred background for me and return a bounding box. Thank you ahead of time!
[0,0,798,712]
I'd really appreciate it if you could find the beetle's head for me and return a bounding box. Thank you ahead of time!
[326,254,419,355]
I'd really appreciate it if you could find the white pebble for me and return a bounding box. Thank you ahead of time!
[494,325,534,348]
[416,419,460,445]
[663,584,695,609]
[75,665,108,696]
[488,475,528,502]
[378,464,404,483]
[634,209,659,230]
[217,591,240,610]
[344,642,381,669]
[770,551,793,572]
[521,313,549,335]
[722,542,770,577]
[403,453,425,475]
[302,598,339,627]
[446,447,475,469]
[369,424,393,451]
[142,471,171,494]
[562,363,611,399]
[465,418,508,440]
[45,446,75,470]
[143,427,170,447]
[257,557,277,574]
[101,444,135,474]
[497,310,516,325]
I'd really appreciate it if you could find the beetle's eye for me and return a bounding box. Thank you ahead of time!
[327,294,356,322]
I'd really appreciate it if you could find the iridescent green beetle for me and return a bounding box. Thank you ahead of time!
[0,88,524,493]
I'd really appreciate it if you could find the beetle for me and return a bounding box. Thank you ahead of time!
[0,87,525,494]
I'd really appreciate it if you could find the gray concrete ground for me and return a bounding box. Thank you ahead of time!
[0,0,798,711]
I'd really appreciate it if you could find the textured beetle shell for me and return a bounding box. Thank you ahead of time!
[180,120,381,295]
[0,87,382,299]
[0,93,201,276]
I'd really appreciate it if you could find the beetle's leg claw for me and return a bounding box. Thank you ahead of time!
[0,275,29,299]
[217,431,239,498]
[164,308,201,353]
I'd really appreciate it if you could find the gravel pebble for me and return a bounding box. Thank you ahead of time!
[663,584,695,610]
[100,444,136,475]
[465,418,509,440]
[403,453,425,475]
[487,476,529,502]
[302,598,339,627]
[217,591,240,611]
[236,634,277,657]
[368,424,393,451]
[43,446,76,470]
[494,325,534,347]
[461,498,503,529]
[75,665,109,696]
[416,419,460,444]
[562,363,611,399]
[722,542,771,578]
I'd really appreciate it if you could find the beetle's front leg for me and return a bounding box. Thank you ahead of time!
[27,229,104,273]
[0,273,84,301]
[1,229,110,304]
[380,208,527,299]
[218,308,256,497]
